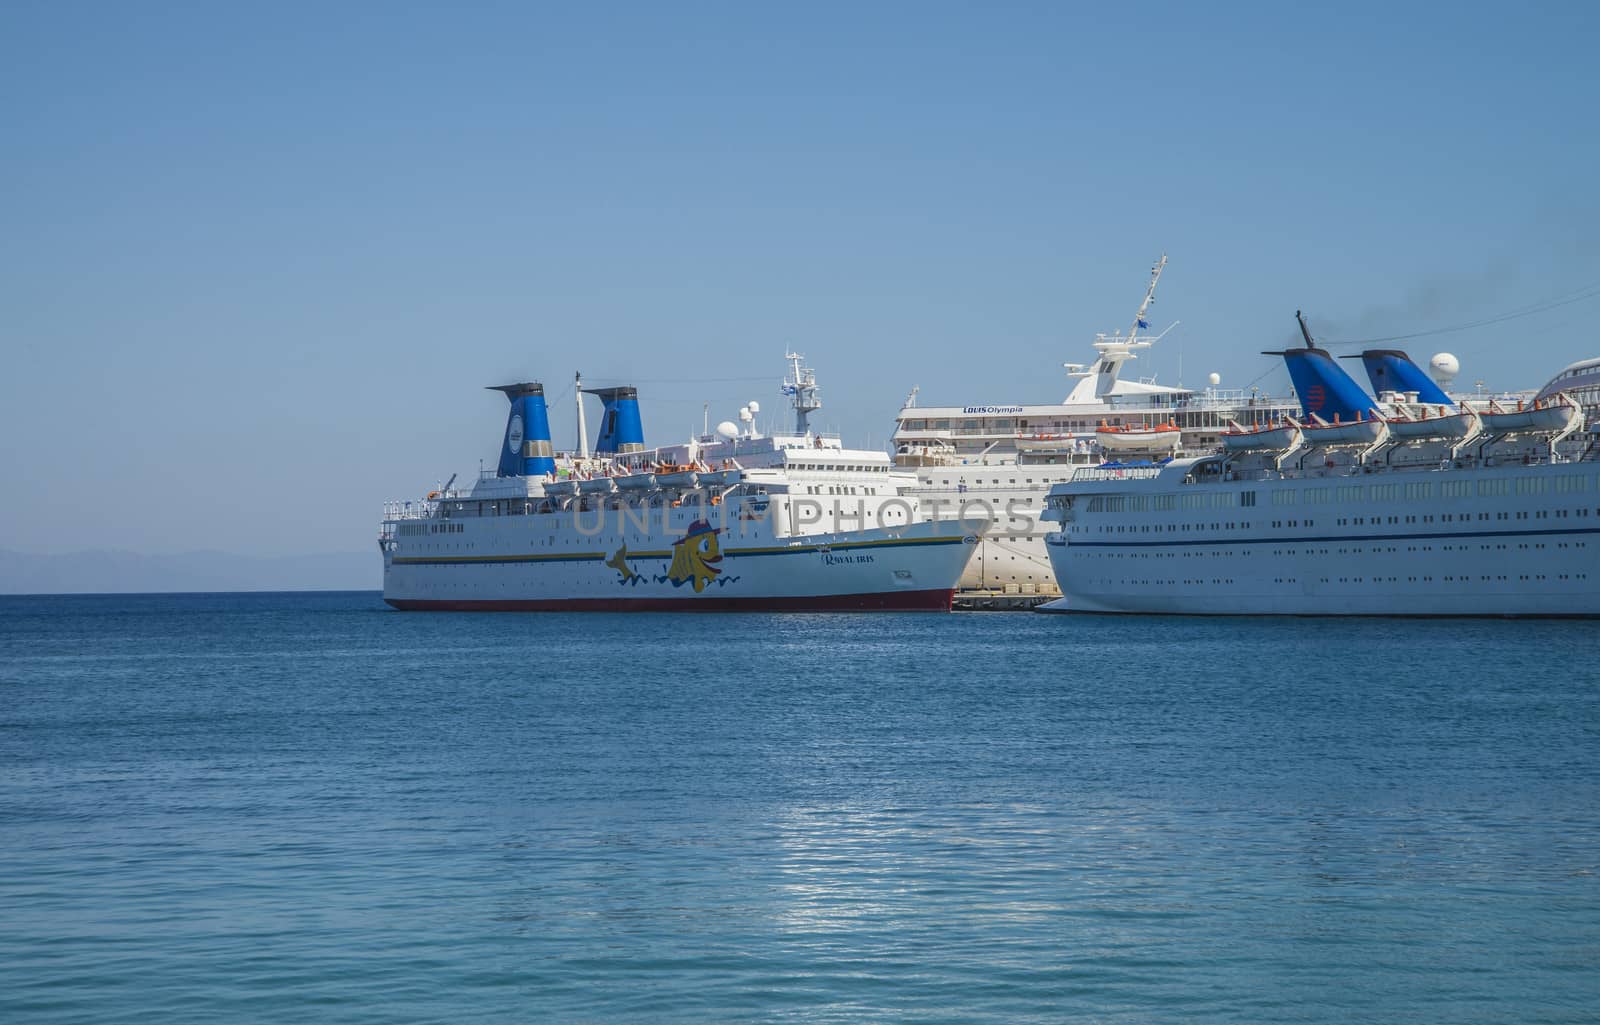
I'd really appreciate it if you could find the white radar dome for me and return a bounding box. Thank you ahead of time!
[1208,372,1222,386]
[747,400,760,413]
[1429,352,1460,386]
[715,420,740,439]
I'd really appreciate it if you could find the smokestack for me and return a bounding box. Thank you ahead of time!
[582,385,645,454]
[1348,350,1453,405]
[487,382,556,477]
[1264,313,1377,421]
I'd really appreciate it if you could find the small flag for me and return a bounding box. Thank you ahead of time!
[781,384,798,396]
[1137,317,1150,330]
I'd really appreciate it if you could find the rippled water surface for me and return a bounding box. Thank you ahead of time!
[3,592,1598,1023]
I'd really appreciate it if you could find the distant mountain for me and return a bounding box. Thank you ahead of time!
[0,549,379,595]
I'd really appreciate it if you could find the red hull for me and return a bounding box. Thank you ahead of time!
[384,588,955,613]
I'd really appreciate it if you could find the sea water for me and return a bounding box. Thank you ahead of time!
[2,592,1597,1023]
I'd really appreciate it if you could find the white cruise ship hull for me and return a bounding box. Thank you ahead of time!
[383,516,977,612]
[1044,463,1600,617]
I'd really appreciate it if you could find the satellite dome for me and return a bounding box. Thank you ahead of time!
[747,400,760,414]
[715,420,740,439]
[1208,372,1221,386]
[1429,352,1460,386]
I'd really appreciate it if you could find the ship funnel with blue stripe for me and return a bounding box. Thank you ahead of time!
[1349,349,1453,405]
[488,382,555,477]
[583,385,645,454]
[1262,312,1377,421]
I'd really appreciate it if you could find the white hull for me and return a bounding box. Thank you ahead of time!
[1045,462,1600,617]
[902,471,1080,593]
[383,512,977,611]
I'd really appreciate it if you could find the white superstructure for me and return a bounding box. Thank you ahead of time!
[890,256,1300,594]
[1040,337,1600,616]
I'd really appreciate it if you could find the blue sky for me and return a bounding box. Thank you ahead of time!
[3,1,1598,558]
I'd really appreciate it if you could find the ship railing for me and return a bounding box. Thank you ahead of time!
[1176,392,1300,412]
[382,499,440,522]
[1068,466,1164,483]
[766,430,843,442]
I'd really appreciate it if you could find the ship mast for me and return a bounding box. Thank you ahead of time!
[784,352,822,435]
[1129,253,1167,342]
[575,371,589,458]
[1067,253,1172,403]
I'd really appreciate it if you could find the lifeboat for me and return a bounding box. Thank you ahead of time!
[1221,418,1301,452]
[1384,404,1479,442]
[1017,436,1077,452]
[656,470,700,489]
[1093,420,1182,452]
[577,477,617,495]
[696,468,741,487]
[615,471,658,491]
[1298,411,1388,447]
[541,479,579,499]
[1478,395,1581,435]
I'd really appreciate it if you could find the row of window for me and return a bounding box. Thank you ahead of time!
[397,522,463,536]
[1087,474,1596,513]
[1084,573,1588,587]
[936,477,1063,487]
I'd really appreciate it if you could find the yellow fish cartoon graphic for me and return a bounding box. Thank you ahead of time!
[666,520,723,592]
[606,544,640,583]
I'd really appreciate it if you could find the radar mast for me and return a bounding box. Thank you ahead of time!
[1064,253,1176,403]
[783,352,822,435]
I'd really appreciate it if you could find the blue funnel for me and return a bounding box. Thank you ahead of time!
[1351,350,1452,405]
[1265,312,1378,421]
[488,382,555,477]
[1264,347,1376,421]
[584,385,645,454]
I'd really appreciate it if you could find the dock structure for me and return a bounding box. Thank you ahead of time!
[953,589,1057,612]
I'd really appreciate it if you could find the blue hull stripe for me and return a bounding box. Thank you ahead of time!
[1052,524,1600,549]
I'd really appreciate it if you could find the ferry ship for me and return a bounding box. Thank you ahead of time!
[379,357,982,611]
[889,256,1301,596]
[1039,316,1599,616]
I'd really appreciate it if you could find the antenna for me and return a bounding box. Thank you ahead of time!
[703,401,709,437]
[1296,310,1315,348]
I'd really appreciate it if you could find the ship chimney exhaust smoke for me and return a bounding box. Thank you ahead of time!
[488,382,556,477]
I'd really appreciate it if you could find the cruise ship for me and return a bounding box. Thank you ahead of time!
[1039,316,1599,616]
[889,256,1300,595]
[379,357,983,611]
